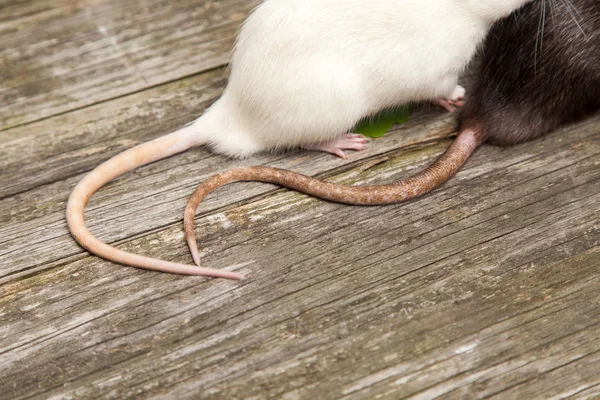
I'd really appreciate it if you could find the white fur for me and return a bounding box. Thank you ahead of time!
[192,0,533,157]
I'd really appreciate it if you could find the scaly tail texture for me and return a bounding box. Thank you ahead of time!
[66,125,242,280]
[184,126,483,267]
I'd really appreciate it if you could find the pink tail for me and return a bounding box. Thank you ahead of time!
[66,125,242,280]
[184,126,483,267]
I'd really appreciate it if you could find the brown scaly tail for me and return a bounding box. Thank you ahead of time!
[66,126,242,280]
[184,125,483,268]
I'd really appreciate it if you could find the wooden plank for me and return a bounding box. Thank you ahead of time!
[1,115,598,398]
[0,0,257,130]
[0,67,229,198]
[0,64,459,280]
[1,1,599,397]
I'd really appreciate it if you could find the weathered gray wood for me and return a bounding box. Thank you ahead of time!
[0,67,228,199]
[1,0,599,398]
[0,115,598,399]
[0,0,257,130]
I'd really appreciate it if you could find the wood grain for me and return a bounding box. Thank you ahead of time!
[1,0,599,398]
[1,116,599,399]
[0,0,257,130]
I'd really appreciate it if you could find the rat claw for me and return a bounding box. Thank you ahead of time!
[433,99,457,113]
[433,85,466,112]
[333,148,347,159]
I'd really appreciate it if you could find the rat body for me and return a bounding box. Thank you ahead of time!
[460,0,600,146]
[67,0,533,279]
[182,0,600,272]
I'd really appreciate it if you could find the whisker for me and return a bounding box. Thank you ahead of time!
[549,0,557,22]
[560,0,589,39]
[535,0,548,73]
[564,0,586,20]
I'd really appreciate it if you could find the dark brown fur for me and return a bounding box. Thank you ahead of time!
[461,0,600,145]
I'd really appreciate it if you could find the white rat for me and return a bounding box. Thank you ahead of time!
[67,0,533,280]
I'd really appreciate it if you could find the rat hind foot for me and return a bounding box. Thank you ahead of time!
[433,85,466,112]
[304,133,368,159]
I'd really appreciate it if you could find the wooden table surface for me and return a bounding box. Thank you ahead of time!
[1,1,599,399]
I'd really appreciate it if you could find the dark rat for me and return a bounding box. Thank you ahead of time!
[182,0,600,273]
[67,0,533,279]
[460,0,600,146]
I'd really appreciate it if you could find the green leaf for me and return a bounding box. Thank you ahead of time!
[353,106,410,138]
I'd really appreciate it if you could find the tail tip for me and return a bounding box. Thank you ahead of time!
[192,251,200,266]
[186,235,201,266]
[220,271,243,280]
[232,273,244,281]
